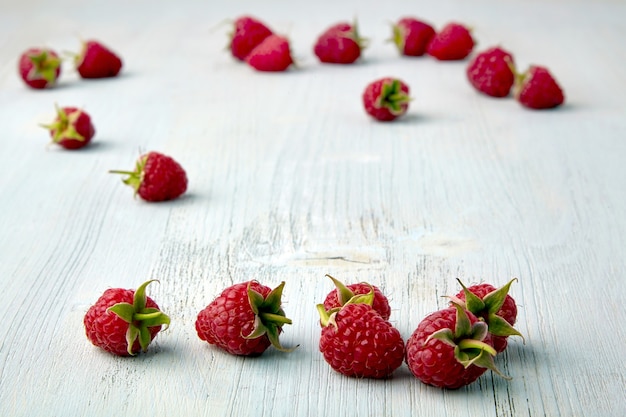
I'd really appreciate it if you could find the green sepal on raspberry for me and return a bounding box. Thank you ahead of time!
[107,280,171,355]
[40,104,87,144]
[110,154,147,194]
[317,288,374,328]
[453,278,523,340]
[28,49,61,84]
[391,25,405,51]
[322,274,391,320]
[244,281,295,352]
[429,303,507,378]
[350,20,369,51]
[325,274,360,306]
[377,79,411,116]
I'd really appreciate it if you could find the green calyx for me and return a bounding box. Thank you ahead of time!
[428,303,509,378]
[109,154,148,194]
[349,19,369,50]
[325,274,362,306]
[317,283,374,328]
[510,62,525,98]
[28,49,60,83]
[107,279,170,355]
[74,41,89,67]
[244,281,296,352]
[40,104,86,143]
[454,278,524,340]
[377,79,410,115]
[391,24,405,52]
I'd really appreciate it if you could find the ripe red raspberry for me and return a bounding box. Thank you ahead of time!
[313,22,367,64]
[40,105,96,150]
[362,77,410,121]
[452,279,522,353]
[18,47,61,89]
[405,304,505,389]
[466,46,516,97]
[84,280,170,356]
[391,17,435,57]
[245,34,294,72]
[195,281,294,356]
[514,65,565,109]
[318,302,405,378]
[110,152,188,202]
[75,40,123,79]
[427,22,474,61]
[322,274,391,321]
[229,16,273,61]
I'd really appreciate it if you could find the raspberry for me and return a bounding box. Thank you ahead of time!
[466,46,516,97]
[84,280,170,356]
[40,105,95,150]
[75,40,123,79]
[18,47,61,89]
[391,17,435,57]
[318,302,404,378]
[406,304,505,389]
[427,22,474,61]
[245,34,294,72]
[362,77,410,121]
[514,65,565,109]
[196,281,294,356]
[229,16,273,61]
[313,21,366,64]
[110,152,188,202]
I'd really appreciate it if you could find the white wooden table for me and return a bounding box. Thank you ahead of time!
[1,0,625,416]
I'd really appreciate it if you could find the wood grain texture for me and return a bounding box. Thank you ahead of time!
[1,0,625,416]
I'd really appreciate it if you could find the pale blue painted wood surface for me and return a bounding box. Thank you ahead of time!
[1,0,625,416]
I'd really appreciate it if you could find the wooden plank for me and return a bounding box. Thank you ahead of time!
[1,1,625,416]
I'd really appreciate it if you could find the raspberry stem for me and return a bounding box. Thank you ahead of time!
[109,154,148,194]
[259,312,293,325]
[134,311,166,321]
[457,339,497,355]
